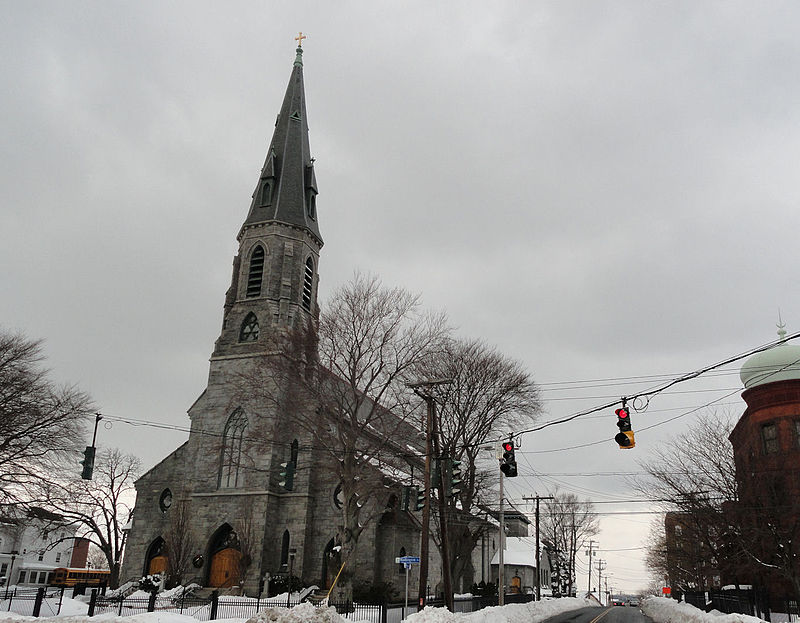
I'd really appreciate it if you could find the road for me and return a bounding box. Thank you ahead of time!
[543,606,654,623]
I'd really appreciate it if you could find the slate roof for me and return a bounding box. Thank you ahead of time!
[241,46,322,245]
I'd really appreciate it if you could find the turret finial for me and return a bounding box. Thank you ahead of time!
[777,310,787,342]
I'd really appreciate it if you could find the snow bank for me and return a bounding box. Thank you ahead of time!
[405,597,597,623]
[641,596,767,623]
[245,602,369,623]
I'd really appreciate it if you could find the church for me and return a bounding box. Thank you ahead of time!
[120,44,482,597]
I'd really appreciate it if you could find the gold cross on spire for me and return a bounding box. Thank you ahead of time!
[295,32,307,47]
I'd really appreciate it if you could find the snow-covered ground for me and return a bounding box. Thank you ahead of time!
[641,596,767,623]
[0,596,596,623]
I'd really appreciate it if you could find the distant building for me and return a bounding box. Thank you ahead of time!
[663,511,721,591]
[0,507,80,586]
[490,536,551,595]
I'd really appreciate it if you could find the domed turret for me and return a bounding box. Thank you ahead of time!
[740,323,800,389]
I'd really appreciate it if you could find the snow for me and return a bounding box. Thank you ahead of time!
[405,597,596,623]
[0,595,597,623]
[641,596,767,623]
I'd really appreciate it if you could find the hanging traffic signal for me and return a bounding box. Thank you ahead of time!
[80,446,96,480]
[413,486,426,511]
[500,441,518,477]
[614,407,635,449]
[279,460,296,490]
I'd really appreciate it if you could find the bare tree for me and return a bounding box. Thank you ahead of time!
[246,273,449,600]
[633,410,737,592]
[88,544,110,570]
[36,448,139,588]
[541,491,599,596]
[420,338,541,589]
[0,329,94,505]
[235,506,257,593]
[163,500,199,588]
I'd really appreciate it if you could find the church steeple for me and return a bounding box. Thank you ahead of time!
[241,43,321,246]
[212,44,322,358]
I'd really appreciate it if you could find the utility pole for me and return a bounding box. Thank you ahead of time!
[585,540,597,595]
[596,560,606,605]
[431,399,454,610]
[408,379,452,610]
[499,469,505,606]
[522,494,554,601]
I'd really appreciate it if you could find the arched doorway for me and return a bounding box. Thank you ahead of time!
[207,524,241,588]
[145,537,168,576]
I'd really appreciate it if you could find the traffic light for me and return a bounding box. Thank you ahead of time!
[449,459,463,498]
[614,407,635,449]
[279,460,296,490]
[80,446,95,480]
[401,485,412,511]
[500,441,517,477]
[413,486,426,511]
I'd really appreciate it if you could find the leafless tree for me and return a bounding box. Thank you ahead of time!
[0,329,94,505]
[633,410,737,592]
[541,491,599,596]
[163,500,199,588]
[88,544,110,570]
[420,338,541,588]
[35,448,139,588]
[245,273,449,600]
[235,506,257,593]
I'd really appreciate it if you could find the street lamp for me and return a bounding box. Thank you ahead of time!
[286,548,297,608]
[5,552,18,599]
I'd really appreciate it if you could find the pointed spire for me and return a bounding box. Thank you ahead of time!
[241,42,322,245]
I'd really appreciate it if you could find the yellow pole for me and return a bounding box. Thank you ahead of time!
[326,561,347,600]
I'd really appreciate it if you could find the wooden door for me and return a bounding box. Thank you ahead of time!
[209,548,241,587]
[148,555,168,575]
[510,575,521,593]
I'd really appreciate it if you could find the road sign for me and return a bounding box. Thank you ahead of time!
[404,563,411,570]
[662,586,671,595]
[396,555,420,563]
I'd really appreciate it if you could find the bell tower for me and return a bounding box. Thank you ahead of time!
[212,43,322,359]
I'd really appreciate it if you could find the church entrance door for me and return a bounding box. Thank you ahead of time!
[148,555,168,575]
[209,548,241,588]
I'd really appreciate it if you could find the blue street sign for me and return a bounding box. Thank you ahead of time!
[398,556,420,563]
[404,563,411,569]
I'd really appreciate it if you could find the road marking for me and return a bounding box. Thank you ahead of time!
[588,608,612,623]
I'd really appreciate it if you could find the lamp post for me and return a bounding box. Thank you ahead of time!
[6,552,17,599]
[286,548,297,608]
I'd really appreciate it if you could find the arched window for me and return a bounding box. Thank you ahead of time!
[239,313,259,342]
[261,181,273,206]
[246,245,266,298]
[280,530,290,568]
[302,258,314,311]
[398,547,406,574]
[219,409,248,488]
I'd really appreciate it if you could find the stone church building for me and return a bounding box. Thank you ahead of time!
[121,46,494,596]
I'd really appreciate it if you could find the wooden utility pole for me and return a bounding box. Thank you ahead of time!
[431,405,454,610]
[585,540,597,594]
[596,560,607,605]
[408,379,452,609]
[522,494,554,601]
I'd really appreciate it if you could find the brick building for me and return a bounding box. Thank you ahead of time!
[728,324,800,602]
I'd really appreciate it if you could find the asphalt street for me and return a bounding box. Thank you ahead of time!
[542,606,654,623]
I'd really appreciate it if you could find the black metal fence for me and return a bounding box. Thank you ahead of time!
[2,588,537,620]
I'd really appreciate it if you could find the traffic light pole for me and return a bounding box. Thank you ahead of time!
[417,394,433,609]
[431,406,454,611]
[498,470,504,606]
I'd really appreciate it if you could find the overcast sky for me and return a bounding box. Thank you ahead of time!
[4,1,800,595]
